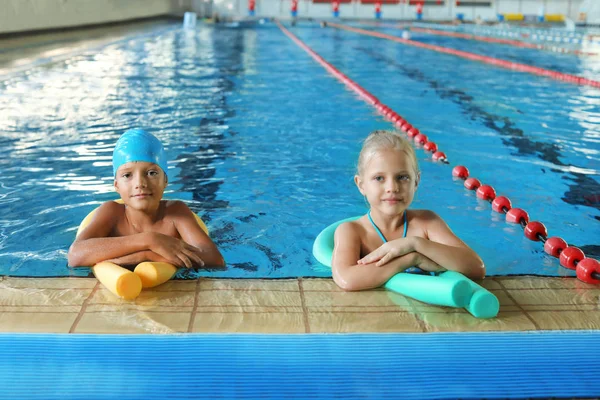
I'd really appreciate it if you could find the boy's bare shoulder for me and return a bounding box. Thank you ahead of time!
[97,200,125,215]
[163,200,195,219]
[99,200,126,223]
[77,201,124,239]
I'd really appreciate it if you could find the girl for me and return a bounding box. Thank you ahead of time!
[332,130,484,291]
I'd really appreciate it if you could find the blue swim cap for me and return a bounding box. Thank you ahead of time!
[112,129,168,178]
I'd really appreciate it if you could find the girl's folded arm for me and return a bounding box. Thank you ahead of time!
[332,222,420,291]
[414,210,485,279]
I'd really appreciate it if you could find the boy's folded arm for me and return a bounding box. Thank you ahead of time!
[332,222,422,291]
[104,250,170,266]
[170,201,226,269]
[415,210,485,280]
[68,233,157,267]
[67,202,155,267]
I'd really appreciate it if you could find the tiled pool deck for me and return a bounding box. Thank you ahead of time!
[1,276,598,333]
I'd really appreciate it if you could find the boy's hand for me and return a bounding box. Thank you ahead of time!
[358,237,416,267]
[105,251,153,266]
[105,251,174,266]
[149,233,205,268]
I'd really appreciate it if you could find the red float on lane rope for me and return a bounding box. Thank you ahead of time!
[560,246,585,270]
[464,177,481,190]
[476,185,496,201]
[576,258,600,285]
[432,151,447,162]
[491,196,511,213]
[452,165,469,178]
[414,133,428,144]
[544,237,567,258]
[524,221,547,241]
[424,141,437,152]
[506,208,529,225]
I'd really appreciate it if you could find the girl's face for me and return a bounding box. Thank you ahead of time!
[114,161,167,211]
[355,148,419,216]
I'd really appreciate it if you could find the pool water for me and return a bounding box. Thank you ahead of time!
[0,20,598,278]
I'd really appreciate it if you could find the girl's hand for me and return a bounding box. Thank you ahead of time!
[358,237,416,267]
[413,253,445,273]
[149,233,205,269]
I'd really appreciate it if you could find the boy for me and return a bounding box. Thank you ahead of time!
[68,129,225,294]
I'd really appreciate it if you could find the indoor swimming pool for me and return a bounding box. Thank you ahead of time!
[1,17,600,399]
[0,19,598,278]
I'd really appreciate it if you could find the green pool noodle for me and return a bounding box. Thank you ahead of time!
[312,216,357,267]
[439,271,500,319]
[313,216,470,309]
[313,216,500,318]
[384,272,471,308]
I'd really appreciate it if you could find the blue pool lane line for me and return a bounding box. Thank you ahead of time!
[2,331,599,399]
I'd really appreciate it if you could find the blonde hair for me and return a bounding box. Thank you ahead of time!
[357,130,419,176]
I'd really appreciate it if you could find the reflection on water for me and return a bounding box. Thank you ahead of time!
[0,23,237,276]
[0,21,598,277]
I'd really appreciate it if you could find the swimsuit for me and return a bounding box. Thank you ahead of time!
[367,210,421,273]
[368,210,407,242]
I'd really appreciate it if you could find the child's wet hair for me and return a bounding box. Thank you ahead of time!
[357,130,419,176]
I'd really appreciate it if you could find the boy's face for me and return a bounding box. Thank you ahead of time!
[114,161,167,210]
[355,148,419,216]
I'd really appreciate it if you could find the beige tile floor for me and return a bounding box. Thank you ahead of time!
[1,275,598,334]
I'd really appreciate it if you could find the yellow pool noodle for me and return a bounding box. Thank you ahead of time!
[134,262,178,288]
[77,200,209,294]
[92,261,142,300]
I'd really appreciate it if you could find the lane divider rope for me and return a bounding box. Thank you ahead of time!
[327,22,600,89]
[276,20,600,284]
[413,22,600,44]
[356,21,596,56]
[407,26,597,56]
